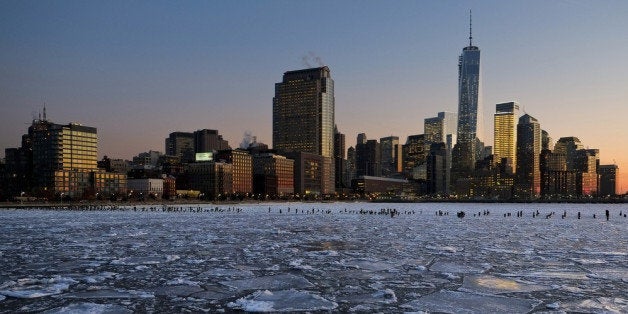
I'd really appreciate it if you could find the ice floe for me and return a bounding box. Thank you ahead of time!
[227,289,337,312]
[0,276,77,298]
[460,274,551,294]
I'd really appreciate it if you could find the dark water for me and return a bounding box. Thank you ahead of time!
[0,202,626,313]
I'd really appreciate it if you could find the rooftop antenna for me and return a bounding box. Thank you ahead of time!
[469,9,473,46]
[43,103,47,121]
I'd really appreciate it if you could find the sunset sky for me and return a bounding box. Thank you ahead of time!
[1,1,627,193]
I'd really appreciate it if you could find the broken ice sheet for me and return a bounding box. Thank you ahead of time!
[402,290,541,314]
[227,289,337,312]
[219,274,313,291]
[460,274,550,294]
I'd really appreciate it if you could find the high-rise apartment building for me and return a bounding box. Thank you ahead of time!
[452,13,482,184]
[516,114,541,198]
[273,66,335,194]
[494,102,519,173]
[334,126,346,189]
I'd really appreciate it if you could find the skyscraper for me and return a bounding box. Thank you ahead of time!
[494,102,519,173]
[273,66,335,194]
[380,136,401,176]
[452,12,482,181]
[424,112,457,144]
[516,114,541,198]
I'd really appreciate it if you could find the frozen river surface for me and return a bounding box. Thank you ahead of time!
[0,202,627,313]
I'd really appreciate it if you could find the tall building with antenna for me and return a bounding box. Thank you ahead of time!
[452,11,483,185]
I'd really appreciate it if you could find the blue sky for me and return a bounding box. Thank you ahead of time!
[2,0,627,191]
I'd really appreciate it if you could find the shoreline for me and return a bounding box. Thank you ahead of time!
[1,198,627,209]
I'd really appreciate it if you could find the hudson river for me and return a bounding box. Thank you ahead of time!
[1,202,626,313]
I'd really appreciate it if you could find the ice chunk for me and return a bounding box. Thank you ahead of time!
[0,276,76,298]
[227,289,337,312]
[402,290,541,314]
[460,275,550,294]
[220,274,313,291]
[42,302,132,314]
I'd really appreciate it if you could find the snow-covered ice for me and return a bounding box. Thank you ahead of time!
[0,202,626,312]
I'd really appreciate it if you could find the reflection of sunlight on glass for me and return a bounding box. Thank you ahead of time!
[477,276,520,291]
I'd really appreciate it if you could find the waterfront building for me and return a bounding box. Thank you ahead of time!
[352,176,409,196]
[515,114,541,198]
[215,149,253,195]
[184,161,233,199]
[283,151,327,196]
[252,153,294,196]
[127,178,163,199]
[493,102,519,174]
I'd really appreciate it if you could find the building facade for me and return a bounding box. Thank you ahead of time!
[272,66,335,194]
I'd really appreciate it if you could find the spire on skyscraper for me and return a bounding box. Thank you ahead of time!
[469,10,473,47]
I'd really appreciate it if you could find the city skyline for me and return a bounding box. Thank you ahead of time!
[1,1,627,193]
